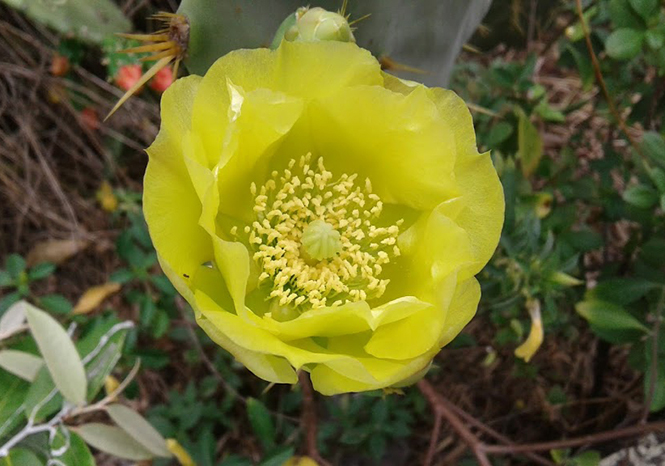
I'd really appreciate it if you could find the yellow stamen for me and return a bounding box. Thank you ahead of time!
[248,154,402,312]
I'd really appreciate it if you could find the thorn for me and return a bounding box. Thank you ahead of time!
[105,56,173,120]
[120,41,175,54]
[379,55,428,75]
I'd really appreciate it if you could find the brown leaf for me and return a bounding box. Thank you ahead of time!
[27,238,89,266]
[72,282,121,315]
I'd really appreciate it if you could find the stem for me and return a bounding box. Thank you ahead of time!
[574,0,643,158]
[299,372,330,466]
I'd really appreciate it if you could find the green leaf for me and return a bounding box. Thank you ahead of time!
[576,300,649,333]
[54,431,96,466]
[5,254,26,279]
[27,262,55,281]
[534,99,565,123]
[517,110,543,177]
[0,270,12,287]
[628,0,658,19]
[573,450,601,466]
[661,193,665,211]
[648,167,665,192]
[107,404,171,457]
[25,303,87,405]
[246,397,275,451]
[76,423,154,460]
[80,320,128,400]
[0,448,41,466]
[0,292,22,316]
[609,0,646,29]
[257,447,295,466]
[623,184,658,209]
[605,29,645,60]
[587,278,660,305]
[642,132,665,167]
[0,350,43,381]
[0,370,29,438]
[38,294,73,314]
[23,366,63,422]
[486,121,513,147]
[646,29,665,50]
[109,268,134,284]
[645,338,665,412]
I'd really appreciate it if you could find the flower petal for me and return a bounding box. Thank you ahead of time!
[145,76,213,293]
[309,85,457,211]
[191,41,382,166]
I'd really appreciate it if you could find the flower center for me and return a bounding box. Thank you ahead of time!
[245,153,402,311]
[301,219,342,261]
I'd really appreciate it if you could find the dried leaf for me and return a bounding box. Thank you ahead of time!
[25,303,87,405]
[26,238,89,266]
[72,282,121,315]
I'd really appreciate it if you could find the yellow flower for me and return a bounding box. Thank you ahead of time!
[143,41,504,395]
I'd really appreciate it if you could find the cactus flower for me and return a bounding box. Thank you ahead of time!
[143,41,504,395]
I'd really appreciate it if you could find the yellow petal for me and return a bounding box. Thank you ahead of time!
[514,299,544,363]
[72,282,121,314]
[191,41,381,165]
[310,85,457,211]
[144,75,214,289]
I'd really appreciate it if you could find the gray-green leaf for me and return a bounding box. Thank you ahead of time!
[106,404,171,457]
[25,303,87,405]
[0,350,43,382]
[76,423,155,460]
[606,28,645,60]
[0,300,27,340]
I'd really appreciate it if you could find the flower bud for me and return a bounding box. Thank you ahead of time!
[280,7,355,45]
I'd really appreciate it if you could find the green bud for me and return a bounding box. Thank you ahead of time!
[273,6,355,47]
[549,271,584,287]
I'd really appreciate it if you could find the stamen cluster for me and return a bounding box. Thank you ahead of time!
[245,153,402,311]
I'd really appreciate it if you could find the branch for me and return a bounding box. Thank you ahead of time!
[299,372,330,466]
[417,380,491,466]
[481,421,665,454]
